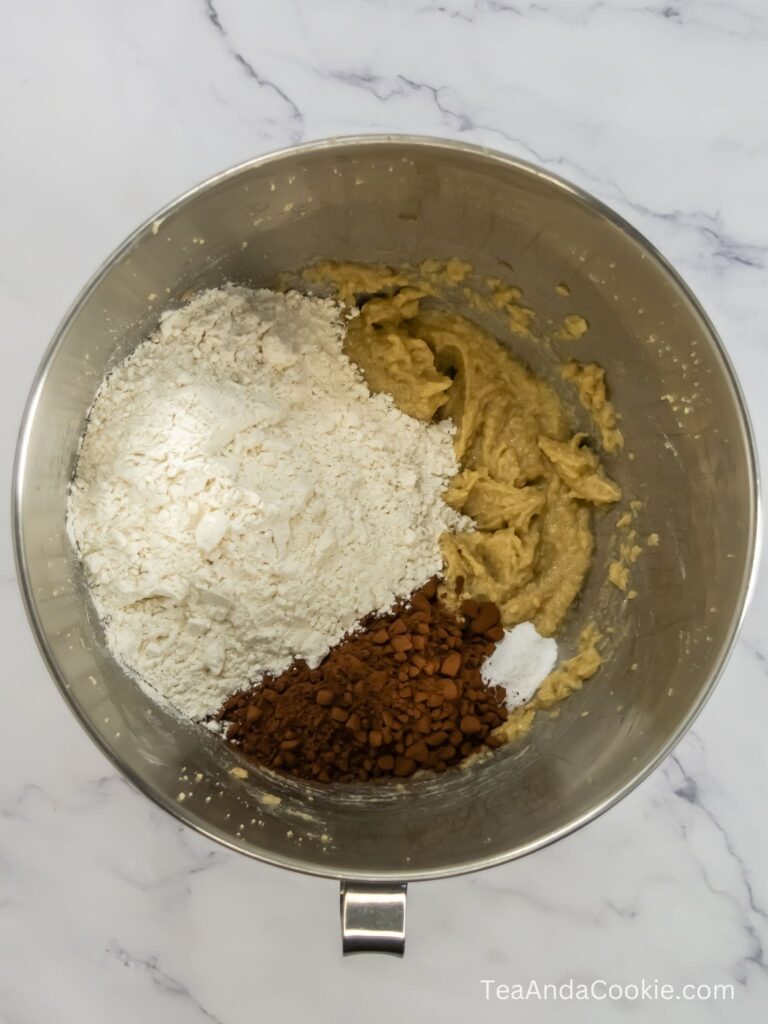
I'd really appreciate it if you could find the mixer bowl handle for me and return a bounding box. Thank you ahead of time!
[339,881,408,956]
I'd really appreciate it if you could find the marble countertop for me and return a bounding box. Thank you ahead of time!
[2,1,767,1021]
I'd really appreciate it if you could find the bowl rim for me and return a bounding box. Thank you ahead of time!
[12,133,762,882]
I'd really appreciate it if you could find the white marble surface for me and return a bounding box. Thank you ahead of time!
[2,1,767,1020]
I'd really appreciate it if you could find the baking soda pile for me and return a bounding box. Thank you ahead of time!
[67,286,466,720]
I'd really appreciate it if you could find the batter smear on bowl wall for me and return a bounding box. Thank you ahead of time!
[67,258,627,782]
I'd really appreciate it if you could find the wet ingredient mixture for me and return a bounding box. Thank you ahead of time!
[311,261,621,635]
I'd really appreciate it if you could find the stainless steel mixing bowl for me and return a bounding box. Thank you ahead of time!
[13,137,758,952]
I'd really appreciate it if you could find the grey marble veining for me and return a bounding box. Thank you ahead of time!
[1,1,767,1020]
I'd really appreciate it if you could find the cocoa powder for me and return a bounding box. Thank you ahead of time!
[218,580,508,783]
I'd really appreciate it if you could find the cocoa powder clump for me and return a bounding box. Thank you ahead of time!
[218,580,508,783]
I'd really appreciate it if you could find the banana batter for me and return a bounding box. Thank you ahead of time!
[305,260,624,743]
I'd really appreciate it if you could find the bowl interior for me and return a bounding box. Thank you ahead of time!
[14,138,757,879]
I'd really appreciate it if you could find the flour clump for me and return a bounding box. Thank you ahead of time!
[67,285,466,719]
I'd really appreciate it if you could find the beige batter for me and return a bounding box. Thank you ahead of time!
[305,260,626,743]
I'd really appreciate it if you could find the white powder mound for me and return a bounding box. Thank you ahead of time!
[481,622,558,707]
[68,285,467,720]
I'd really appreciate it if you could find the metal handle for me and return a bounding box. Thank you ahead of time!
[339,881,407,956]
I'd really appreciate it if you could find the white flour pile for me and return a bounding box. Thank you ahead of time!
[68,285,466,719]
